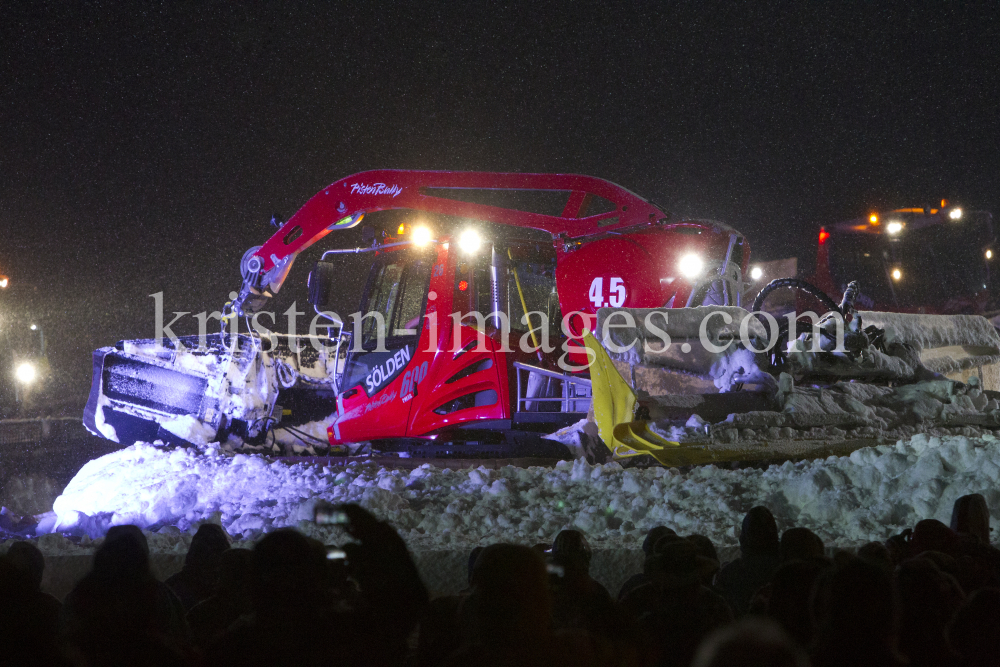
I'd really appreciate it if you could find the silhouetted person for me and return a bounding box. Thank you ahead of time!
[687,534,721,588]
[0,553,70,666]
[717,506,780,616]
[618,525,676,599]
[444,543,591,667]
[187,548,253,650]
[63,524,190,665]
[6,540,61,637]
[780,527,824,563]
[767,558,832,649]
[692,617,811,667]
[857,541,893,569]
[547,529,616,638]
[621,535,732,667]
[951,493,990,544]
[210,505,427,667]
[947,588,1000,667]
[166,522,230,610]
[811,558,904,667]
[895,557,962,667]
[416,546,483,667]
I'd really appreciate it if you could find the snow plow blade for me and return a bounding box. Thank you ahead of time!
[583,332,683,465]
[84,333,340,447]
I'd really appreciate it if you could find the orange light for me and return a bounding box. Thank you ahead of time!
[818,228,830,245]
[869,214,878,224]
[397,223,406,235]
[458,280,469,291]
[941,199,948,208]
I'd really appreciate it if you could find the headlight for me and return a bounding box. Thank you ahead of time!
[411,225,433,247]
[0,275,7,289]
[750,266,763,281]
[678,253,704,279]
[891,268,902,281]
[886,221,903,235]
[458,229,482,254]
[949,208,963,220]
[15,362,36,385]
[986,249,993,260]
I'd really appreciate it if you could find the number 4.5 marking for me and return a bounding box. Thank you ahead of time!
[589,276,626,308]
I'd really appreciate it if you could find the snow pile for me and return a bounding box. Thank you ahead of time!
[39,433,1000,553]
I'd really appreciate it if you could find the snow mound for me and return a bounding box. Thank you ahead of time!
[39,433,1000,553]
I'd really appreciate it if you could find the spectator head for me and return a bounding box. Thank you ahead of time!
[252,528,328,612]
[896,557,964,633]
[815,558,897,653]
[185,523,230,570]
[217,548,253,599]
[642,525,677,555]
[550,530,592,573]
[94,524,151,580]
[467,545,484,586]
[948,588,1000,667]
[646,535,706,588]
[739,506,779,558]
[5,541,44,591]
[471,544,550,642]
[692,617,810,667]
[950,493,990,544]
[856,541,892,569]
[780,527,824,562]
[768,558,831,648]
[686,534,721,586]
[910,519,959,557]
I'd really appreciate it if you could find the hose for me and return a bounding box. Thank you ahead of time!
[750,278,842,368]
[752,278,841,316]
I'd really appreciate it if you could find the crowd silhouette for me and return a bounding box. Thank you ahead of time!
[2,493,1000,666]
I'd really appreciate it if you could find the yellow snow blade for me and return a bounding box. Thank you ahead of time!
[582,332,681,464]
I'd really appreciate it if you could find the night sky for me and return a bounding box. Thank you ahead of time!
[1,2,998,405]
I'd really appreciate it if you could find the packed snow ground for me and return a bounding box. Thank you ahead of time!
[21,431,1000,560]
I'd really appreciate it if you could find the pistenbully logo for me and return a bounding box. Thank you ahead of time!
[350,182,403,197]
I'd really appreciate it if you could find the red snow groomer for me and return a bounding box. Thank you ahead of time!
[84,171,754,456]
[812,202,997,315]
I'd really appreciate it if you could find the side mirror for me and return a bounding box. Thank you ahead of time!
[361,225,376,245]
[308,261,338,311]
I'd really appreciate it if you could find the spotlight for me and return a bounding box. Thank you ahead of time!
[411,225,433,247]
[678,254,704,279]
[457,229,482,254]
[750,266,763,281]
[15,361,36,385]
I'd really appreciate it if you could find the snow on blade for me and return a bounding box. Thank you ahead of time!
[40,433,1000,551]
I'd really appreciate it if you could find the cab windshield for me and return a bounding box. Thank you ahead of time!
[342,251,431,394]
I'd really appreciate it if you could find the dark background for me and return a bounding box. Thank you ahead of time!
[1,1,997,410]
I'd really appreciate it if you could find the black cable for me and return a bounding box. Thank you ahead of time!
[752,278,841,315]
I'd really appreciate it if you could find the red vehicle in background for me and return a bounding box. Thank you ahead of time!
[811,202,996,315]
